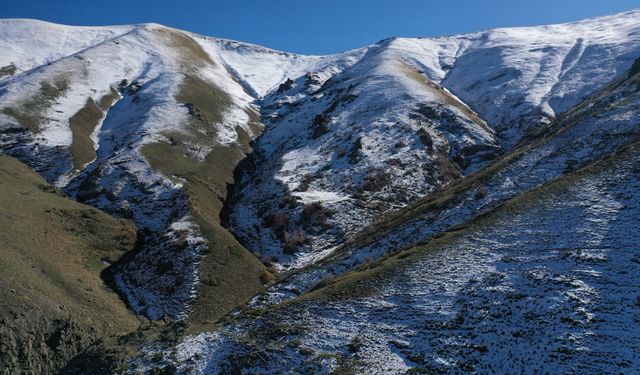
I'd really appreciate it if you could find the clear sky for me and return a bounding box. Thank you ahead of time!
[1,0,639,54]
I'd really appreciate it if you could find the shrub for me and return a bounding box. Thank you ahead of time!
[394,140,407,148]
[348,137,364,164]
[302,202,325,223]
[279,192,297,208]
[474,186,487,200]
[296,174,319,192]
[311,114,331,138]
[260,270,277,285]
[346,336,363,353]
[416,127,433,148]
[362,170,389,192]
[264,211,288,230]
[283,230,308,255]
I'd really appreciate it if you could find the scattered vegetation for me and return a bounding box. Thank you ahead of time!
[362,170,390,192]
[283,230,309,255]
[0,63,17,78]
[311,114,331,138]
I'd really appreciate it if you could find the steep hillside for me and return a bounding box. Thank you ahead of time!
[419,9,640,146]
[223,9,640,272]
[170,141,640,374]
[128,42,640,375]
[0,19,134,78]
[2,12,639,321]
[0,155,139,374]
[225,39,501,270]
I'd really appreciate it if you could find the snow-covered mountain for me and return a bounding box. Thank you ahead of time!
[134,37,640,374]
[1,9,640,374]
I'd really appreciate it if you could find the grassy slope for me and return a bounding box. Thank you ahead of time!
[140,29,268,331]
[68,87,120,170]
[0,156,140,374]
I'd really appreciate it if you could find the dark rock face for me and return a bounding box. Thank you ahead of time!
[1,304,97,374]
[311,114,331,138]
[277,78,295,93]
[629,57,640,77]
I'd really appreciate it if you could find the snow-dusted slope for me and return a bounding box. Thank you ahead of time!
[436,9,640,145]
[1,8,640,375]
[0,19,134,79]
[126,55,640,372]
[226,38,501,270]
[0,21,276,320]
[247,56,640,309]
[194,36,366,98]
[0,19,364,320]
[170,142,640,374]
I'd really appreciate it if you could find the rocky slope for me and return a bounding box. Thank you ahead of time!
[170,141,640,374]
[246,52,640,308]
[224,8,640,271]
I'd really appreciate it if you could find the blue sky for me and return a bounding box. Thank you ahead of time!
[2,0,639,54]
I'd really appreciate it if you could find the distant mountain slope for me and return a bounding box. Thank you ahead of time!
[402,9,640,146]
[0,155,138,374]
[0,19,134,77]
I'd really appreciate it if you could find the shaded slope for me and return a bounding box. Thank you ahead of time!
[225,38,501,271]
[1,11,639,324]
[222,9,640,273]
[0,156,139,374]
[0,10,639,354]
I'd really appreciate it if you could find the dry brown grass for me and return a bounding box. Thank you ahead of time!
[400,62,491,133]
[150,27,215,68]
[69,88,121,170]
